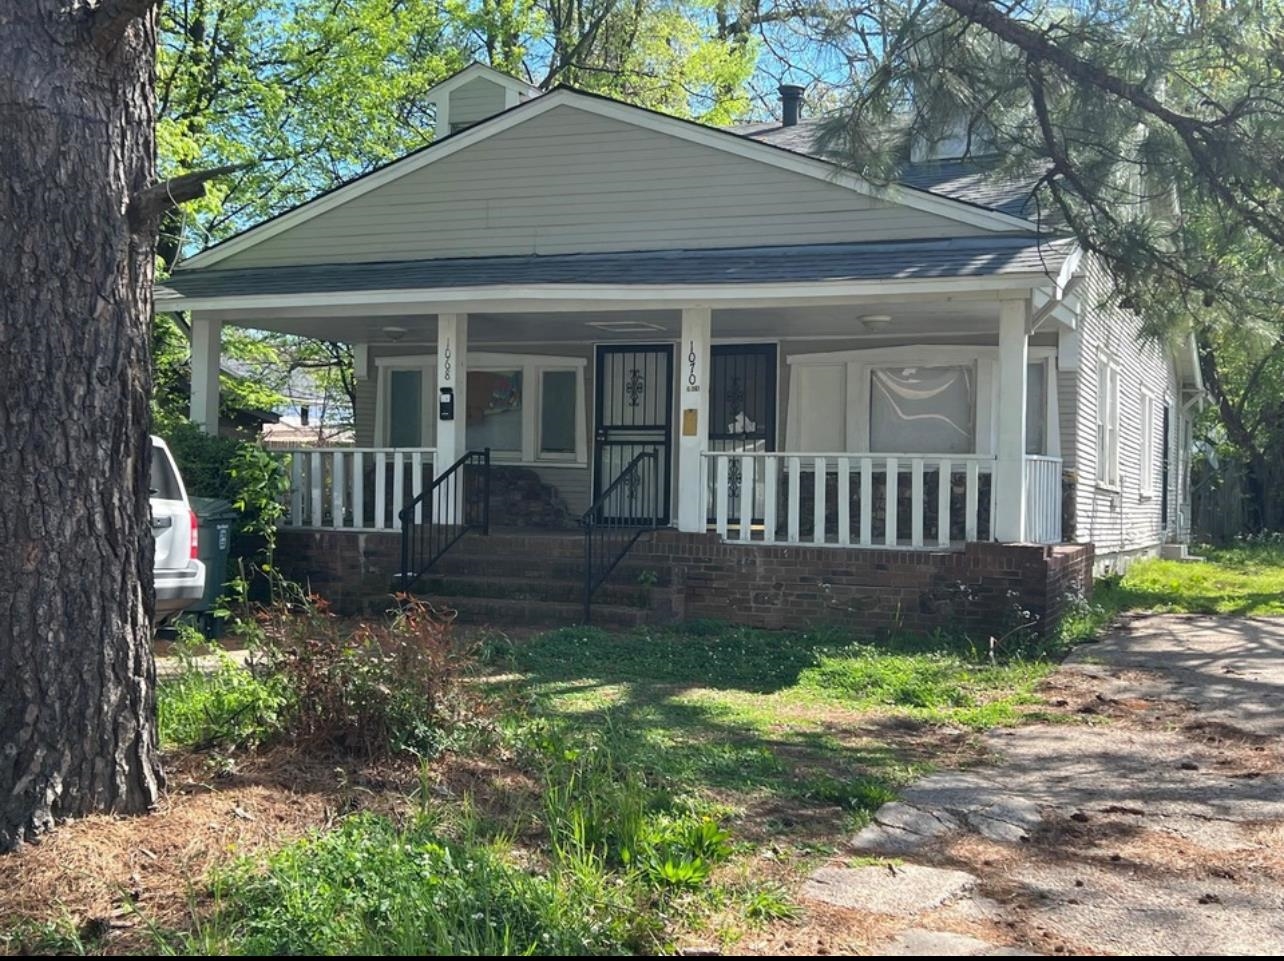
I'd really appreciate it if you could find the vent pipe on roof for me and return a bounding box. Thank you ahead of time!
[778,84,805,127]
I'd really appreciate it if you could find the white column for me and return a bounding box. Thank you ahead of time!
[435,313,468,468]
[189,313,222,433]
[994,297,1029,542]
[677,306,712,532]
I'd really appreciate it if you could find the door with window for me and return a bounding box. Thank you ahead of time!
[594,345,673,523]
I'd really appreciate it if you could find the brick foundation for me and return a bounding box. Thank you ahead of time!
[630,533,1093,637]
[275,528,1093,637]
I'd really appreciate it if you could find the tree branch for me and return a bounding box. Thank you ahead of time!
[91,0,163,52]
[127,163,250,230]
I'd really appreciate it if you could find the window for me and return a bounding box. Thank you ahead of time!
[377,353,585,463]
[1139,393,1156,496]
[869,364,975,454]
[540,369,578,456]
[387,369,424,447]
[466,369,523,453]
[1025,360,1047,455]
[1096,359,1120,486]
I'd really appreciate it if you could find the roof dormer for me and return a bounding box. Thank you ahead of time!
[428,63,542,137]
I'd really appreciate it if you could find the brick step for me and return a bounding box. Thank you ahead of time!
[414,594,650,629]
[414,573,655,608]
[424,553,672,585]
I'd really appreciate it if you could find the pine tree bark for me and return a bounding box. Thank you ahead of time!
[0,1,163,848]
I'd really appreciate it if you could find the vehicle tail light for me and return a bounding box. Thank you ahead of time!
[190,509,199,559]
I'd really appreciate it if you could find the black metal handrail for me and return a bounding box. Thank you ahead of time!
[397,448,490,589]
[582,449,659,623]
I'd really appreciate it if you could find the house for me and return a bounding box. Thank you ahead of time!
[156,63,1202,632]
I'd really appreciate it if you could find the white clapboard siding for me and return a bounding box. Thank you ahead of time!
[1067,260,1178,557]
[448,76,507,128]
[217,105,983,269]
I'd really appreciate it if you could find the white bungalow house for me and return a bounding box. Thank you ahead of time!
[156,64,1202,630]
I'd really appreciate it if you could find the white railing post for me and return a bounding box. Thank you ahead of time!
[289,452,303,527]
[812,456,826,544]
[762,457,778,544]
[837,456,851,546]
[351,451,364,529]
[715,455,730,539]
[738,454,755,541]
[884,457,899,546]
[910,458,925,548]
[787,456,801,543]
[309,451,323,527]
[937,459,951,547]
[859,458,873,546]
[331,450,345,529]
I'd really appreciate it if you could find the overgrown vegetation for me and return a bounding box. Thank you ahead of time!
[1094,542,1284,616]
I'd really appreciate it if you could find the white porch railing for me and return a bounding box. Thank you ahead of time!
[280,447,436,531]
[1022,455,1063,544]
[703,452,997,548]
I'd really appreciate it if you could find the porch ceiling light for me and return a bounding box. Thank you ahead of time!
[860,314,893,332]
[381,325,408,341]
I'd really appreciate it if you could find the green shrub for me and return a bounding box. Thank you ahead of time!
[249,590,484,758]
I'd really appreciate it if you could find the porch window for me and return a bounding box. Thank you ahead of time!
[387,369,424,447]
[869,364,975,454]
[1096,358,1120,486]
[539,369,578,456]
[466,369,523,453]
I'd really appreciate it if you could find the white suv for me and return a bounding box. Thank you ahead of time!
[151,436,206,623]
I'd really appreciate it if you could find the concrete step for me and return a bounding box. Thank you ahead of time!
[416,593,651,629]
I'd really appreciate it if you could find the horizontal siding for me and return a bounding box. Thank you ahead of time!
[1068,258,1177,560]
[216,105,988,269]
[529,466,592,515]
[449,76,506,128]
[354,374,377,446]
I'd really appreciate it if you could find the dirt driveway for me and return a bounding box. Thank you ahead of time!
[792,615,1284,955]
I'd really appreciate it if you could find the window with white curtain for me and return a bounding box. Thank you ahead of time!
[1139,392,1156,495]
[1096,359,1120,486]
[869,364,975,454]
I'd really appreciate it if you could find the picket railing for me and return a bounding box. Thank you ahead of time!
[280,447,436,531]
[1023,455,1063,544]
[703,452,997,548]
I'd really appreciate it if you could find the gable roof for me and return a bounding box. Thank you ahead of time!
[736,119,1047,219]
[177,87,1046,272]
[424,61,542,103]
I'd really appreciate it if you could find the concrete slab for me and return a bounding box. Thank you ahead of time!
[802,863,978,915]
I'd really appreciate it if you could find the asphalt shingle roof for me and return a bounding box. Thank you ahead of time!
[734,119,1045,219]
[160,236,1075,301]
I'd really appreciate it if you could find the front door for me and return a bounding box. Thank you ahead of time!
[594,344,674,523]
[708,343,778,525]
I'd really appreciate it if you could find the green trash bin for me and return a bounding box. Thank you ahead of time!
[189,496,238,637]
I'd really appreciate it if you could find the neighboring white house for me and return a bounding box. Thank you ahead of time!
[157,62,1201,579]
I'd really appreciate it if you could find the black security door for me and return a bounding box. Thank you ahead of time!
[708,344,777,524]
[594,345,674,523]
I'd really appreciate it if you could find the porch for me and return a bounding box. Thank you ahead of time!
[160,236,1085,628]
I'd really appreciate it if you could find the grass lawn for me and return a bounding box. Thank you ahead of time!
[1098,542,1284,616]
[5,543,1282,955]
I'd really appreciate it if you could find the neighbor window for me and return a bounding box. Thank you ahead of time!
[1025,360,1048,455]
[1139,392,1156,495]
[466,369,523,453]
[869,364,975,454]
[1096,359,1120,486]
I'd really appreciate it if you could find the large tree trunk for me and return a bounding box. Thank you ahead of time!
[0,1,162,848]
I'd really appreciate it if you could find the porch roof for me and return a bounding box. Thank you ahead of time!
[158,235,1075,306]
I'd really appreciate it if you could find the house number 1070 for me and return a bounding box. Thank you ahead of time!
[686,341,700,392]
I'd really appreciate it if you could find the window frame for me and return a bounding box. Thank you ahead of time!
[1095,356,1121,489]
[785,344,1058,457]
[374,351,588,466]
[1139,390,1157,497]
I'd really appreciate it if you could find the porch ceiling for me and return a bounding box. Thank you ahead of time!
[195,299,1017,345]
